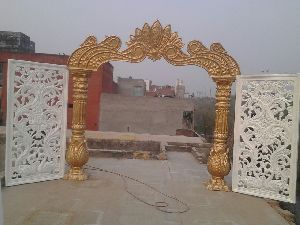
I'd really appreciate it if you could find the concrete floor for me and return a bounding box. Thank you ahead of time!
[3,152,289,225]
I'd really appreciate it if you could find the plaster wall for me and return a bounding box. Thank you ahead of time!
[99,94,194,135]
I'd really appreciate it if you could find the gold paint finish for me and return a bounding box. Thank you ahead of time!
[64,69,91,181]
[68,21,239,77]
[206,78,233,191]
[66,21,240,190]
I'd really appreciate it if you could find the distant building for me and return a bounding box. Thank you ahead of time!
[0,31,35,53]
[144,79,152,91]
[145,79,186,98]
[175,79,185,98]
[146,84,175,98]
[117,77,146,96]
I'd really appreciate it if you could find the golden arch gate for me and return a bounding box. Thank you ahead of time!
[65,21,240,191]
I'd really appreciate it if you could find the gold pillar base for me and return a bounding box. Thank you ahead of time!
[64,167,88,181]
[206,176,230,192]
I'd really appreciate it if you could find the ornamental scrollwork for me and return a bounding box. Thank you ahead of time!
[68,20,240,77]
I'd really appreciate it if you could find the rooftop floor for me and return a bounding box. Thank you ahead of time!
[3,152,289,225]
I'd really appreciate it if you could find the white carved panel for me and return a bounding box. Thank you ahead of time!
[232,75,300,203]
[5,60,68,186]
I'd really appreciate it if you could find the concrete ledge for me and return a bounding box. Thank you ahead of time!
[81,130,206,144]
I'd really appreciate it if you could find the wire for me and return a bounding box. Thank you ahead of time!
[84,164,190,214]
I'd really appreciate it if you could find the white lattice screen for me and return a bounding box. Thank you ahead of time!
[232,75,300,203]
[5,60,68,186]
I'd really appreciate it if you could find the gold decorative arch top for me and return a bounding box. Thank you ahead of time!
[68,20,240,77]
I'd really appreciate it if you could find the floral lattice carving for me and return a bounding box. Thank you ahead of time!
[5,60,68,186]
[232,75,300,203]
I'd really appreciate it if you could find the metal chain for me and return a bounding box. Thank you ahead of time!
[84,164,190,214]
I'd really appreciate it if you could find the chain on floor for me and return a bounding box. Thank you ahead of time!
[84,164,190,214]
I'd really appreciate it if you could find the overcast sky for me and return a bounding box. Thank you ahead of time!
[1,0,300,95]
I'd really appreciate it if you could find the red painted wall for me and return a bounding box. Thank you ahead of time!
[0,51,115,130]
[94,63,118,128]
[101,63,115,93]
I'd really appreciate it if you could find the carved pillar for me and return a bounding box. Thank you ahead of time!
[206,76,234,191]
[64,69,91,181]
